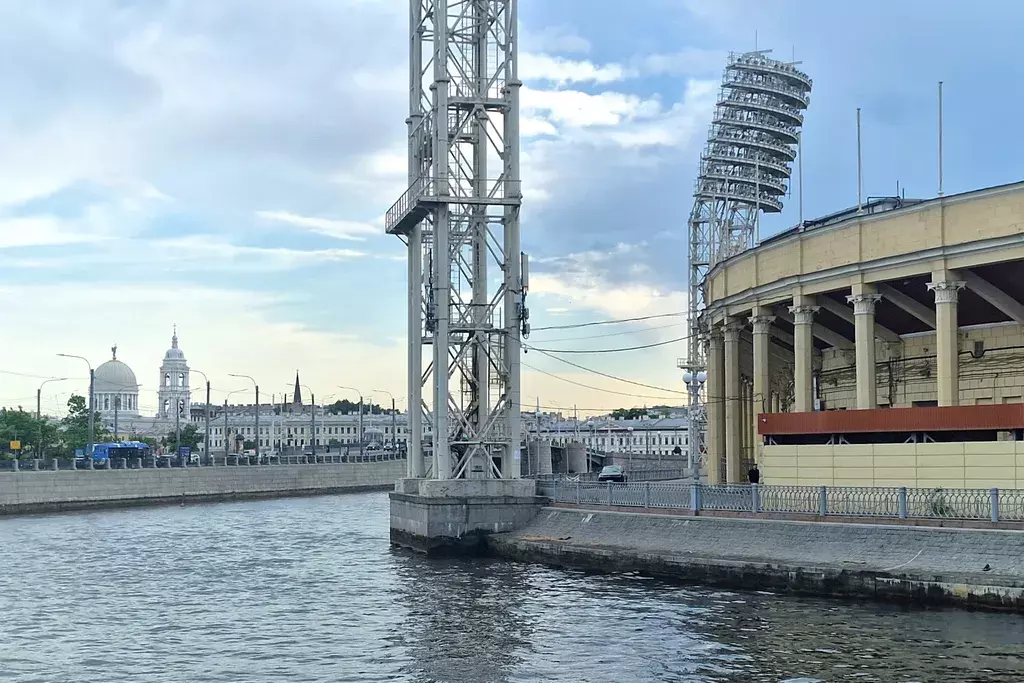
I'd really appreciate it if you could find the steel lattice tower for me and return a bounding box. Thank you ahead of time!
[386,0,526,480]
[682,50,812,477]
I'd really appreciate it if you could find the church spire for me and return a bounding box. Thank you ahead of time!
[293,371,303,406]
[171,323,179,349]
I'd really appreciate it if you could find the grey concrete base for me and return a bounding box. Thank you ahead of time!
[390,478,545,556]
[490,507,1024,613]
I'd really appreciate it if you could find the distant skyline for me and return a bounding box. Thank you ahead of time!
[3,0,1023,417]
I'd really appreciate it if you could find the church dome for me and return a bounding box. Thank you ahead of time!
[95,354,139,393]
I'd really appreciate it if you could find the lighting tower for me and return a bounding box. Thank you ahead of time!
[386,0,526,480]
[681,50,812,479]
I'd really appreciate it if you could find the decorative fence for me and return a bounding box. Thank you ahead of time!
[0,452,406,472]
[536,480,1024,523]
[528,469,690,483]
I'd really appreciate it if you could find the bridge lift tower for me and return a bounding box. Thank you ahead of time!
[680,50,812,480]
[386,0,527,480]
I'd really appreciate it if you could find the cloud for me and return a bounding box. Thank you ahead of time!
[530,244,687,319]
[521,53,632,85]
[255,210,380,241]
[0,216,100,248]
[522,25,592,55]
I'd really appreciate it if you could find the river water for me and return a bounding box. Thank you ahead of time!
[1,493,1022,683]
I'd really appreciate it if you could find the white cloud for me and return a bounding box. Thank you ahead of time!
[523,25,592,55]
[521,53,632,85]
[522,87,660,128]
[0,216,100,248]
[255,210,380,241]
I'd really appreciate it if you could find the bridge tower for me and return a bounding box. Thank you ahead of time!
[681,50,812,480]
[386,0,526,480]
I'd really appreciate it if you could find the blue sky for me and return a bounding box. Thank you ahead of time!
[2,0,1022,416]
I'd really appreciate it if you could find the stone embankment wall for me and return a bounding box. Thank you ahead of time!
[489,507,1024,612]
[0,461,406,515]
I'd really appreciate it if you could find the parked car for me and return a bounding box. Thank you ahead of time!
[597,465,627,483]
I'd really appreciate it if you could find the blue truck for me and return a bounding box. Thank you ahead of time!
[78,441,152,467]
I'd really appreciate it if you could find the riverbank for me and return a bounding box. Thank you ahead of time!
[0,460,406,515]
[488,506,1024,612]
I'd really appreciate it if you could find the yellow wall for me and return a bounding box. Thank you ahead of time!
[706,184,1024,309]
[817,323,1024,410]
[762,442,1024,489]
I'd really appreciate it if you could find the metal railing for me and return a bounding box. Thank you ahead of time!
[538,481,1024,523]
[0,453,406,472]
[386,175,523,232]
[527,468,689,483]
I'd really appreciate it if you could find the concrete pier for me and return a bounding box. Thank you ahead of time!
[489,507,1024,612]
[389,478,544,555]
[0,460,406,515]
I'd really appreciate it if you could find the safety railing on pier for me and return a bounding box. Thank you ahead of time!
[527,468,690,484]
[0,452,406,472]
[535,481,1024,523]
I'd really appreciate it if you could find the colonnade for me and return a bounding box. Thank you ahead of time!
[705,270,965,483]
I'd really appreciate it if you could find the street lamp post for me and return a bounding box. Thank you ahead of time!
[37,377,67,459]
[223,388,249,462]
[191,369,212,465]
[57,354,94,457]
[337,386,364,459]
[229,374,259,462]
[285,383,319,458]
[682,370,708,482]
[372,389,397,451]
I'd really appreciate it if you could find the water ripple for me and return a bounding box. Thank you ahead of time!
[1,493,1023,682]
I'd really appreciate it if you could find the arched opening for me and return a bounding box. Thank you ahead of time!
[178,372,185,387]
[164,374,171,388]
[163,399,170,414]
[103,396,109,411]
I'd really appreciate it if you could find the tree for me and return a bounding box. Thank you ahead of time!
[0,407,55,458]
[325,399,386,415]
[611,408,650,420]
[165,423,202,453]
[59,395,110,456]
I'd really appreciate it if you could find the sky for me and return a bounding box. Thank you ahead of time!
[3,0,1024,418]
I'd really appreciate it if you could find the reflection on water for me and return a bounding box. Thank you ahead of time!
[0,493,1021,682]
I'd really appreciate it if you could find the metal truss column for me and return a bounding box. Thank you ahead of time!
[389,0,524,480]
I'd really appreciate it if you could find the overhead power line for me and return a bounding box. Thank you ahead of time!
[531,311,685,332]
[530,320,688,343]
[526,348,689,396]
[522,362,683,401]
[525,333,690,355]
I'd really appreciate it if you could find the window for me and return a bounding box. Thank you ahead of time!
[178,372,185,387]
[103,396,109,411]
[163,399,170,414]
[164,374,171,387]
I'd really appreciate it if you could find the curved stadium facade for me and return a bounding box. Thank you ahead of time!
[702,181,1024,488]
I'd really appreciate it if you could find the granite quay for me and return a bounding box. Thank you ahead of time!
[488,506,1024,612]
[538,480,1024,526]
[0,459,406,515]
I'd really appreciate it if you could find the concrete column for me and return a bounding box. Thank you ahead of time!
[742,379,752,468]
[723,320,743,484]
[928,275,965,406]
[706,328,725,484]
[749,312,774,451]
[847,284,882,410]
[788,297,819,412]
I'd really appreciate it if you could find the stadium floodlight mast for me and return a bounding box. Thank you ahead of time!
[681,50,812,482]
[384,0,528,480]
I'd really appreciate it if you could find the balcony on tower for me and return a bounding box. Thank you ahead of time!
[385,175,523,236]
